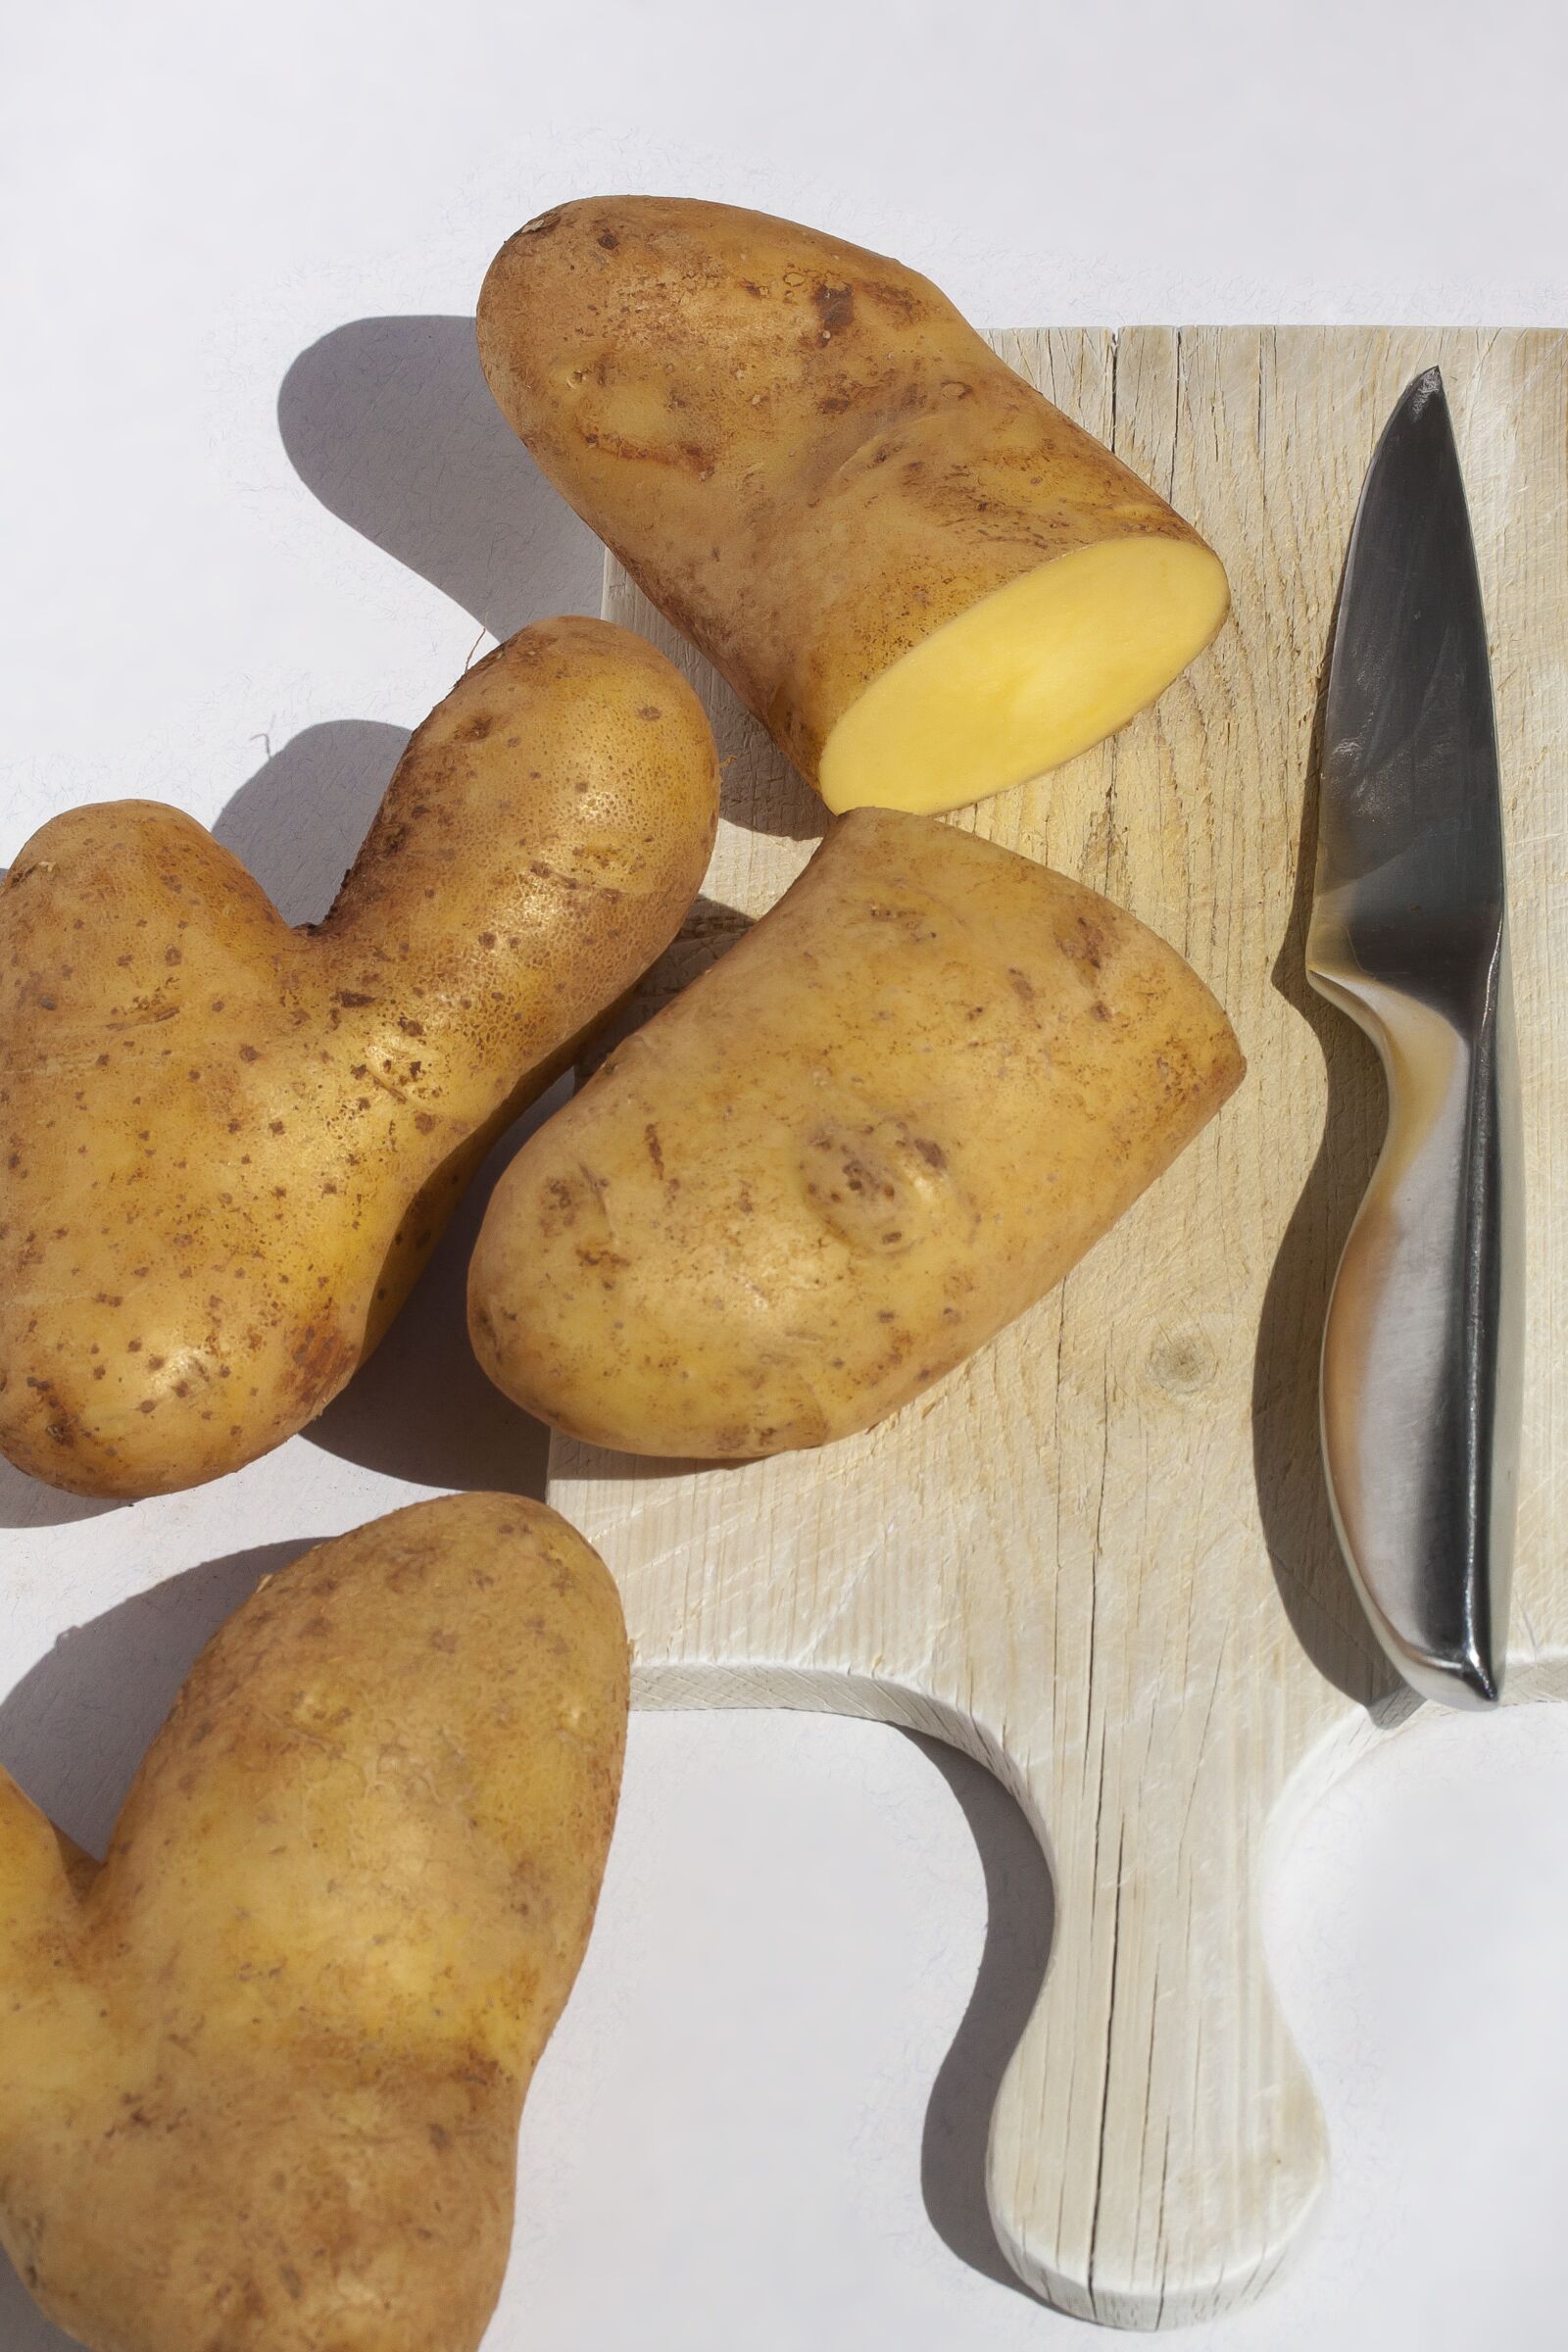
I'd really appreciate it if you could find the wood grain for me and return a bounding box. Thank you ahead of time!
[546,328,1568,2327]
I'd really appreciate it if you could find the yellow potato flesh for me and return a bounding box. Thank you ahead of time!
[818,537,1232,816]
[0,1494,628,2352]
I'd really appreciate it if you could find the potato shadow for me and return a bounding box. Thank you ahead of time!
[1250,640,1400,1711]
[0,2257,78,2351]
[277,314,826,845]
[574,896,757,1076]
[685,662,828,846]
[0,1455,124,1532]
[277,316,602,643]
[0,1542,316,2345]
[214,718,411,926]
[0,1540,311,1857]
[906,1732,1054,2298]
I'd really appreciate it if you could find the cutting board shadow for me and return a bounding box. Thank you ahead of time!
[547,327,1568,2329]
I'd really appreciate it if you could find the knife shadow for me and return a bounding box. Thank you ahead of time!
[1250,639,1405,1713]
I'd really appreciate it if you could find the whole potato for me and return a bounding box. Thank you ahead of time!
[0,1492,628,2352]
[468,808,1245,1458]
[477,197,1229,817]
[0,616,718,1497]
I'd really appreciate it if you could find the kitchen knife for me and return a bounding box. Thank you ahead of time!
[1305,368,1523,1710]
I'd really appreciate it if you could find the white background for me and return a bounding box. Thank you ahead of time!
[4,4,1567,2346]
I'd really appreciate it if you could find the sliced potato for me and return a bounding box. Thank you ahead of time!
[477,197,1229,817]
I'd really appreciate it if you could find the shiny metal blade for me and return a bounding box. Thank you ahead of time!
[1305,369,1523,1710]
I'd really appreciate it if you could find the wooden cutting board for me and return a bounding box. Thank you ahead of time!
[545,328,1568,2329]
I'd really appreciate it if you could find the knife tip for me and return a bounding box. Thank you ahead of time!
[1396,364,1447,421]
[1455,1652,1502,1710]
[1401,1644,1503,1713]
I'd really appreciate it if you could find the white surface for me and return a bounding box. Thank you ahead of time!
[1,5,1565,2346]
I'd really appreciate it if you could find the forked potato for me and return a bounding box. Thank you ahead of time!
[468,808,1245,1458]
[0,1493,628,2352]
[0,617,718,1497]
[478,197,1229,818]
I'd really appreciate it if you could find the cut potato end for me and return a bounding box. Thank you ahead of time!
[817,537,1230,816]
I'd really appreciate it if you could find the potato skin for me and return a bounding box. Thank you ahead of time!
[0,1493,629,2352]
[469,808,1245,1459]
[477,196,1224,789]
[0,616,718,1496]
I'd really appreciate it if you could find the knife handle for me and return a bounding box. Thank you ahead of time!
[1313,940,1523,1708]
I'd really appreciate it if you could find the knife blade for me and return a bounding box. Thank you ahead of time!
[1305,367,1524,1711]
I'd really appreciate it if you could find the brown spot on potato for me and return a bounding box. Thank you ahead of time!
[1061,913,1105,969]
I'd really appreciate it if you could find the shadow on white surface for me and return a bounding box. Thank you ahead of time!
[215,718,412,927]
[906,1734,1054,2298]
[275,312,829,848]
[276,315,603,642]
[0,2258,76,2352]
[0,1454,125,1532]
[0,1539,313,1856]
